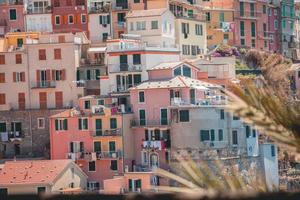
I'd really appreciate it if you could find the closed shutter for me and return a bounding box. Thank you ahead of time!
[63,119,68,130]
[0,73,4,83]
[46,70,51,81]
[55,119,59,130]
[52,70,56,81]
[80,142,84,152]
[39,92,47,109]
[55,91,63,108]
[13,72,16,82]
[70,142,74,153]
[99,15,102,24]
[0,94,5,105]
[18,93,25,110]
[36,70,40,81]
[128,179,133,191]
[78,118,82,130]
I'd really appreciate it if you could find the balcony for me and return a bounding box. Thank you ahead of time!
[31,81,56,89]
[200,141,228,149]
[89,4,110,13]
[116,21,126,28]
[110,64,142,73]
[0,131,24,142]
[26,6,52,14]
[91,129,122,137]
[170,97,227,107]
[131,119,170,128]
[142,140,166,150]
[236,11,263,19]
[112,2,128,10]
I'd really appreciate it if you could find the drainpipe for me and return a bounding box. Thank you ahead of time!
[121,112,125,174]
[25,45,33,157]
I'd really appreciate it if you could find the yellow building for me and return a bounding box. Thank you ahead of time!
[204,8,235,48]
[4,32,40,49]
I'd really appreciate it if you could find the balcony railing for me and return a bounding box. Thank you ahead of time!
[0,131,24,142]
[236,11,263,19]
[91,129,122,137]
[88,5,110,13]
[116,21,126,28]
[142,140,166,150]
[170,97,228,107]
[31,81,56,89]
[112,2,128,10]
[26,6,52,14]
[131,119,170,127]
[109,64,142,73]
[67,150,123,161]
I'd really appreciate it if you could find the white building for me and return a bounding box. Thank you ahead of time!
[24,0,53,32]
[125,8,176,48]
[88,0,112,43]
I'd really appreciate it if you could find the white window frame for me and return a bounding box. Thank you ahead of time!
[81,14,86,24]
[68,14,74,24]
[55,15,61,25]
[15,72,22,82]
[37,118,45,129]
[138,91,145,103]
[79,117,89,130]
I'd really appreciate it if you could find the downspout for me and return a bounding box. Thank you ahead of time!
[25,45,33,157]
[121,112,125,173]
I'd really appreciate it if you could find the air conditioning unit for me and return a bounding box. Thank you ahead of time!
[112,152,117,158]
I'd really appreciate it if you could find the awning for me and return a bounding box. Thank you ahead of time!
[88,47,107,53]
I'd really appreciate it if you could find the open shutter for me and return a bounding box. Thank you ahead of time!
[46,70,51,81]
[107,15,110,24]
[80,142,84,152]
[61,69,66,80]
[13,72,16,82]
[128,179,133,191]
[52,70,56,81]
[63,119,68,130]
[36,70,40,81]
[55,119,59,131]
[70,142,74,153]
[78,118,82,130]
[99,15,102,24]
[21,72,25,82]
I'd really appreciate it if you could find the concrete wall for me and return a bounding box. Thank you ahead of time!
[88,13,111,43]
[25,14,53,32]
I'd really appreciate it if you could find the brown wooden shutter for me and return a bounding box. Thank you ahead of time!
[39,92,47,109]
[0,73,5,83]
[55,91,63,108]
[0,93,6,105]
[63,15,68,24]
[36,70,40,81]
[52,70,56,81]
[18,93,25,110]
[21,72,25,82]
[61,69,66,80]
[13,72,16,82]
[0,55,5,65]
[46,70,51,81]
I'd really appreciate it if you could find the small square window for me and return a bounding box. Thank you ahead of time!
[37,118,45,129]
[179,110,189,122]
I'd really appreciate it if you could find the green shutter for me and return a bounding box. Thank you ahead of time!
[109,141,116,152]
[128,179,133,191]
[110,118,117,129]
[83,118,88,129]
[78,118,82,130]
[210,130,215,141]
[86,70,91,80]
[55,119,59,130]
[63,119,68,130]
[95,119,102,135]
[160,109,168,125]
[218,129,223,141]
[139,110,146,125]
[94,141,101,152]
[96,69,100,80]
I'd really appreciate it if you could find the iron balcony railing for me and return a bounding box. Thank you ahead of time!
[31,81,56,89]
[131,119,170,127]
[142,140,166,150]
[91,129,122,137]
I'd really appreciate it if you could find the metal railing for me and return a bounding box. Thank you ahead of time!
[142,140,166,150]
[170,97,228,106]
[131,119,170,127]
[109,64,142,73]
[236,11,263,18]
[91,129,122,137]
[26,7,52,14]
[88,5,110,13]
[31,81,56,89]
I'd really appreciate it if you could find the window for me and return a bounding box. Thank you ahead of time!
[55,91,63,108]
[17,38,23,47]
[86,69,100,80]
[232,130,238,145]
[136,21,146,30]
[218,129,223,141]
[210,130,215,141]
[240,21,244,37]
[0,188,8,197]
[268,8,271,16]
[179,110,189,122]
[134,0,140,3]
[138,91,145,103]
[233,116,240,120]
[0,55,5,65]
[110,118,117,129]
[220,109,225,119]
[88,161,96,172]
[182,45,190,55]
[54,0,60,7]
[84,100,90,109]
[110,160,118,171]
[13,72,25,82]
[251,39,256,48]
[9,9,17,20]
[18,93,25,110]
[117,13,125,23]
[139,109,146,125]
[250,3,255,17]
[0,94,5,105]
[109,141,116,152]
[53,69,65,81]
[245,125,250,138]
[39,92,47,109]
[81,14,87,24]
[130,22,134,30]
[151,20,158,29]
[55,15,61,25]
[274,20,278,30]
[95,119,102,136]
[251,22,256,37]
[68,15,74,24]
[160,108,168,125]
[87,182,100,191]
[271,145,275,157]
[55,119,68,131]
[133,74,141,85]
[252,129,256,137]
[54,49,61,60]
[99,15,110,25]
[128,179,141,192]
[0,122,6,132]
[195,24,203,35]
[70,141,84,153]
[200,130,210,141]
[133,54,141,65]
[240,2,244,16]
[97,99,104,105]
[94,141,101,152]
[181,22,189,36]
[15,54,22,64]
[37,187,46,194]
[182,66,191,77]
[78,118,88,130]
[240,38,245,46]
[205,12,210,21]
[282,20,286,29]
[0,73,5,83]
[39,49,46,60]
[274,9,277,16]
[263,5,266,14]
[37,118,45,129]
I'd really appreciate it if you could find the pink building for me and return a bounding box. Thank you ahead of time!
[50,95,134,190]
[51,0,88,36]
[129,61,220,171]
[234,0,269,50]
[268,4,280,53]
[0,1,25,36]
